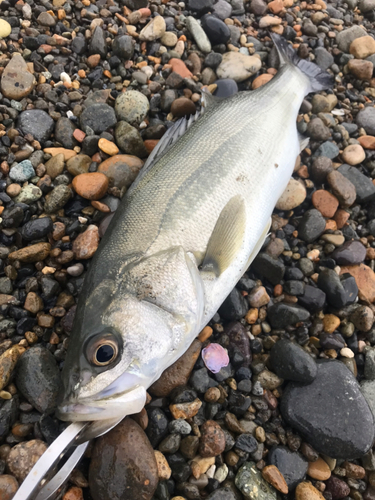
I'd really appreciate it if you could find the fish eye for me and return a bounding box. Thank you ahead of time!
[86,335,119,367]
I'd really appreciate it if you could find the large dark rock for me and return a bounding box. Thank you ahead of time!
[317,268,355,308]
[15,346,61,413]
[339,164,375,203]
[270,339,317,384]
[281,360,375,459]
[80,104,116,134]
[298,285,326,313]
[89,418,158,500]
[201,15,231,45]
[298,209,326,243]
[17,110,54,143]
[267,303,310,329]
[21,217,53,242]
[268,446,308,490]
[332,240,366,265]
[219,289,248,321]
[252,252,285,285]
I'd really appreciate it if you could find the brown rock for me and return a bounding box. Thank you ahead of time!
[1,54,35,100]
[43,148,77,161]
[350,305,374,332]
[0,345,25,391]
[45,153,65,179]
[348,59,373,80]
[307,457,331,480]
[325,476,350,500]
[252,73,273,89]
[24,292,43,314]
[98,138,119,156]
[334,209,350,229]
[169,398,202,419]
[199,420,226,457]
[72,225,99,260]
[340,263,375,304]
[150,339,202,397]
[296,482,325,500]
[170,97,196,118]
[89,418,158,500]
[327,171,356,208]
[323,314,340,333]
[248,286,270,307]
[63,487,83,500]
[98,154,143,189]
[7,440,47,482]
[9,243,51,263]
[66,155,92,176]
[169,58,193,78]
[154,450,171,480]
[268,0,284,13]
[276,178,306,210]
[359,135,375,150]
[87,54,100,68]
[72,172,108,200]
[0,475,19,500]
[262,465,288,494]
[312,189,339,218]
[350,36,375,59]
[344,461,365,479]
[341,144,366,165]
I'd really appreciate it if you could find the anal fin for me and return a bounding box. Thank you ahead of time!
[201,195,246,277]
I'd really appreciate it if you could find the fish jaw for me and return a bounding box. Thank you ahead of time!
[56,384,147,422]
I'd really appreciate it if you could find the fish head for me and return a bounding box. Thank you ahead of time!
[57,248,204,426]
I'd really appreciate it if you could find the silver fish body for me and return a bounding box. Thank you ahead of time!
[57,36,332,431]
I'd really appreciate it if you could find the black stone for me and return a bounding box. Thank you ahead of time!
[284,280,305,296]
[281,360,375,459]
[146,408,169,447]
[332,240,366,265]
[0,395,18,438]
[298,209,326,243]
[268,446,308,490]
[267,303,310,329]
[80,104,116,134]
[17,110,54,143]
[2,206,24,229]
[270,339,317,384]
[204,52,223,69]
[298,285,326,313]
[89,26,107,59]
[207,487,237,500]
[218,288,248,320]
[71,36,87,55]
[317,268,352,308]
[252,252,285,285]
[188,0,214,15]
[21,217,53,241]
[339,164,375,203]
[213,79,238,98]
[341,273,358,305]
[235,433,258,453]
[319,333,345,350]
[15,346,61,414]
[112,35,134,60]
[201,15,231,45]
[189,368,210,393]
[54,117,77,149]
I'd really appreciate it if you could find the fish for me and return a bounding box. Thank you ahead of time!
[56,35,333,438]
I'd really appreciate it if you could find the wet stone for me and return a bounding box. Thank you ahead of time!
[267,303,310,329]
[356,107,375,136]
[338,164,375,203]
[213,79,238,98]
[45,185,72,213]
[17,110,54,144]
[201,15,231,45]
[15,346,61,413]
[268,446,308,490]
[252,252,285,285]
[0,396,18,438]
[189,368,210,393]
[199,420,226,457]
[115,121,147,158]
[89,418,158,500]
[55,117,77,150]
[325,476,350,500]
[7,440,47,482]
[281,360,374,459]
[9,160,35,183]
[270,339,317,384]
[332,240,366,265]
[0,475,18,500]
[235,461,277,500]
[112,35,134,60]
[146,408,169,447]
[235,433,258,454]
[80,104,116,135]
[89,26,107,59]
[115,91,150,126]
[317,268,350,308]
[21,217,53,241]
[218,288,248,321]
[298,209,326,243]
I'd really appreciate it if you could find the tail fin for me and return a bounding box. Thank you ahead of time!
[271,33,334,93]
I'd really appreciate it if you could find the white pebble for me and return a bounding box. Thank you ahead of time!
[60,72,72,84]
[340,347,354,358]
[78,216,87,224]
[67,263,85,277]
[307,249,320,261]
[214,464,228,483]
[206,464,216,479]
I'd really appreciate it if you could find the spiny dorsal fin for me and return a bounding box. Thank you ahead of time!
[201,195,246,277]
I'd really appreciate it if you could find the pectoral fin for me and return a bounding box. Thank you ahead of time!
[201,195,246,277]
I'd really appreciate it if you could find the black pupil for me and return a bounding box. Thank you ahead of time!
[96,344,114,363]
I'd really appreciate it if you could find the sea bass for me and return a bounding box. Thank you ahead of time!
[57,36,332,437]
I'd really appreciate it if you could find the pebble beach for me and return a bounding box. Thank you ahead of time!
[1,0,375,499]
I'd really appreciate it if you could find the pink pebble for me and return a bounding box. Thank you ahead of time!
[138,7,151,17]
[202,343,230,374]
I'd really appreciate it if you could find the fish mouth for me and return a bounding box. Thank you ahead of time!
[56,384,147,423]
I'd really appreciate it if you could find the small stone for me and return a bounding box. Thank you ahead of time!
[7,440,47,482]
[267,303,310,328]
[72,173,108,201]
[9,243,51,263]
[342,144,366,165]
[298,209,326,243]
[161,32,178,47]
[325,476,350,500]
[255,370,283,390]
[80,104,116,135]
[112,35,134,59]
[1,54,35,100]
[15,346,61,413]
[332,241,366,265]
[98,138,119,156]
[171,97,196,118]
[115,90,149,126]
[0,346,25,391]
[248,286,270,307]
[89,418,158,500]
[307,457,331,480]
[348,59,373,80]
[98,155,143,189]
[262,465,288,495]
[338,163,375,203]
[359,135,375,149]
[327,171,356,208]
[89,26,107,59]
[199,420,226,457]
[45,154,65,179]
[9,161,35,183]
[276,179,306,210]
[235,462,277,500]
[295,482,325,500]
[201,15,231,45]
[115,121,147,158]
[351,305,374,332]
[18,110,54,144]
[270,339,317,384]
[0,19,11,38]
[350,36,375,59]
[217,52,262,82]
[323,314,341,333]
[139,16,166,41]
[340,263,375,304]
[259,14,282,27]
[72,225,99,260]
[336,26,367,53]
[45,185,72,213]
[268,446,308,490]
[154,450,171,480]
[311,157,333,184]
[0,475,18,500]
[170,398,202,419]
[311,190,339,218]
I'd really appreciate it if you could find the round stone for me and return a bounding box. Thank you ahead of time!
[115,90,150,126]
[7,440,48,482]
[269,339,317,384]
[72,172,109,200]
[311,190,339,218]
[0,19,11,38]
[342,144,366,165]
[276,178,306,211]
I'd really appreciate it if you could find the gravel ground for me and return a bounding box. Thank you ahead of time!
[1,0,375,499]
